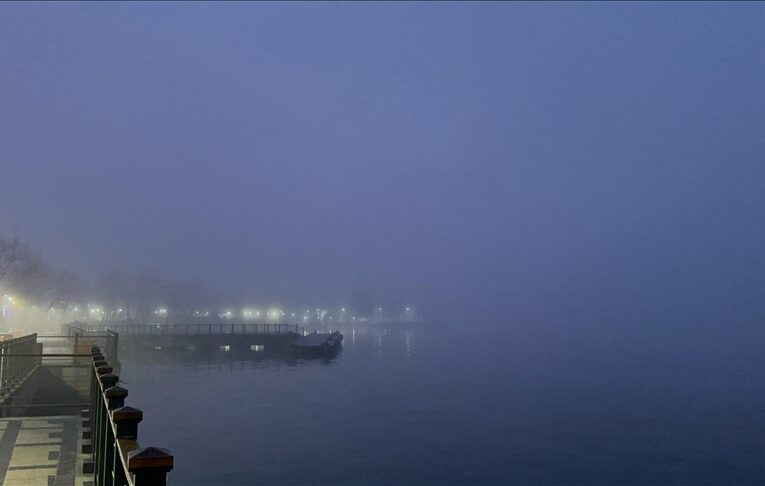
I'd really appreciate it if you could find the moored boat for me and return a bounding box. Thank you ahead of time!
[292,331,343,354]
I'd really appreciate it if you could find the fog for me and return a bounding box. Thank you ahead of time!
[1,2,764,327]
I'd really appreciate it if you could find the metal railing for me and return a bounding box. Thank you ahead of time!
[89,344,173,486]
[65,322,119,363]
[0,334,41,400]
[82,322,302,336]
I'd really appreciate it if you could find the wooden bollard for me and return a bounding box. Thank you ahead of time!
[104,386,128,409]
[128,447,174,486]
[112,406,143,440]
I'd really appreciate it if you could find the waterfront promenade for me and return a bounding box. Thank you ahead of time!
[0,329,173,486]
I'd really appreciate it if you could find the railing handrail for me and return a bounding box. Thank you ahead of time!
[0,333,39,346]
[80,322,302,336]
[0,333,42,416]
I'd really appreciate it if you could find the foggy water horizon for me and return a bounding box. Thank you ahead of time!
[2,2,765,484]
[120,320,765,485]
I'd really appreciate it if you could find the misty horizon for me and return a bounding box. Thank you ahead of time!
[2,3,765,485]
[3,3,765,326]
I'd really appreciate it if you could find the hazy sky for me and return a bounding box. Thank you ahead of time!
[1,3,764,322]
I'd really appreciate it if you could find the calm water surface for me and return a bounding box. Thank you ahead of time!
[119,322,765,485]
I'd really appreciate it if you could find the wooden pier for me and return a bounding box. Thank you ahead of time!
[69,322,343,356]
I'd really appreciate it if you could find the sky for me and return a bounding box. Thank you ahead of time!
[1,2,764,323]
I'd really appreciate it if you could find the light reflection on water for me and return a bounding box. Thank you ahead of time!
[118,322,765,485]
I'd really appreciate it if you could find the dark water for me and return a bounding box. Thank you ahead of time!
[119,322,765,485]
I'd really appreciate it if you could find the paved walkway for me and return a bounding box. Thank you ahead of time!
[0,416,92,486]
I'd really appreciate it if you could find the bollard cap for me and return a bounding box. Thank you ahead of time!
[104,385,128,398]
[128,447,173,471]
[112,406,143,423]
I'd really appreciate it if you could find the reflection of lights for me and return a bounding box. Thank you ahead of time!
[405,307,411,312]
[341,308,346,312]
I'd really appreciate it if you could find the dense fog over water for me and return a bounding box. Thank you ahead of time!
[2,3,765,484]
[1,3,763,326]
[122,323,765,485]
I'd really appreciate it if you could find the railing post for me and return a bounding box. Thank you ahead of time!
[112,406,143,440]
[104,386,128,410]
[94,364,113,484]
[128,447,174,486]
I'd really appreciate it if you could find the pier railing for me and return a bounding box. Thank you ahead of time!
[89,344,173,486]
[82,322,302,336]
[0,334,41,401]
[65,322,119,362]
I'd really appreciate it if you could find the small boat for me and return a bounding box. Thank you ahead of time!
[292,331,343,354]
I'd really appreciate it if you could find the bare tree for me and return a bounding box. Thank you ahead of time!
[44,270,83,311]
[0,235,40,294]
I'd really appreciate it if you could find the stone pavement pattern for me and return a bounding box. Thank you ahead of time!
[0,416,92,486]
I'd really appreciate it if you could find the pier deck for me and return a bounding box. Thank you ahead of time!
[0,415,92,486]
